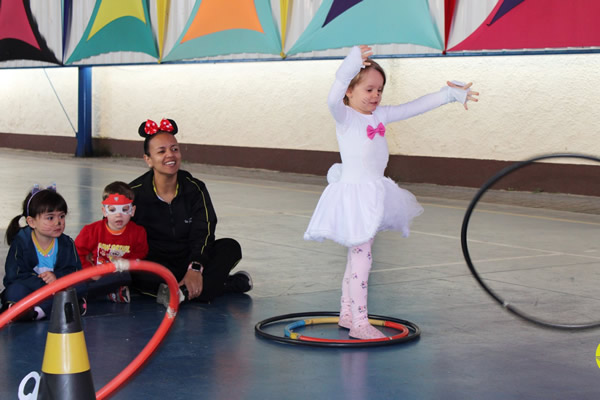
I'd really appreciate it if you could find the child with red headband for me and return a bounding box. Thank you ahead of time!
[75,181,148,303]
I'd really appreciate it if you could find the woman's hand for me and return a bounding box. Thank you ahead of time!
[180,270,203,300]
[39,271,57,284]
[358,45,373,66]
[447,81,479,110]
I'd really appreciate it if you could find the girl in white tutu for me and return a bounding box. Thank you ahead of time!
[304,45,478,339]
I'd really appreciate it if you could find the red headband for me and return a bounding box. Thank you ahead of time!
[102,194,133,206]
[144,119,174,135]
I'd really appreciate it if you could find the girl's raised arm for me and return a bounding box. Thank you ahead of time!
[327,46,367,123]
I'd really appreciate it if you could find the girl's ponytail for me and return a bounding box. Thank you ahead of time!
[5,215,25,245]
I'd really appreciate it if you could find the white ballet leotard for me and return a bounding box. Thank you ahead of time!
[304,46,466,247]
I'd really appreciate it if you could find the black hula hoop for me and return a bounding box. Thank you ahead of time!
[461,153,600,330]
[255,311,421,347]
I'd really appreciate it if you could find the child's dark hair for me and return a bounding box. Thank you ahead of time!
[5,186,68,245]
[102,181,135,201]
[138,118,178,156]
[343,59,387,106]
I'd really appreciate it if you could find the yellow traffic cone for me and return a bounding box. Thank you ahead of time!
[37,288,95,400]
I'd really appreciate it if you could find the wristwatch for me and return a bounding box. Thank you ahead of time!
[188,261,204,274]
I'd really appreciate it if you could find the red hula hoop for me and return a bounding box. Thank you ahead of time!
[0,260,180,400]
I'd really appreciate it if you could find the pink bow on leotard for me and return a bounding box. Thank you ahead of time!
[367,123,385,140]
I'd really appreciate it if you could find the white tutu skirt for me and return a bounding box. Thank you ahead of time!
[304,174,424,247]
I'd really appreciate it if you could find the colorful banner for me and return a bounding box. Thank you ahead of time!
[156,0,170,61]
[450,0,600,52]
[444,0,457,52]
[163,0,281,62]
[279,0,290,57]
[0,0,60,64]
[66,0,158,64]
[287,0,443,56]
[3,0,600,67]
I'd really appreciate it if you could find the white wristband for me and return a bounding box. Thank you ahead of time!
[188,262,204,274]
[443,81,468,104]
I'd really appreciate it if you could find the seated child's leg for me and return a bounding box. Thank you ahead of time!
[3,282,34,304]
[86,272,130,300]
[2,282,48,321]
[37,299,52,319]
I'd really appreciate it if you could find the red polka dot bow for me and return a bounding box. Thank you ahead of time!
[144,118,174,135]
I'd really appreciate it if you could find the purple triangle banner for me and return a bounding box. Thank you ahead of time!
[323,0,364,27]
[488,0,525,26]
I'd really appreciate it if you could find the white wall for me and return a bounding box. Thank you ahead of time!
[0,67,78,136]
[1,52,599,164]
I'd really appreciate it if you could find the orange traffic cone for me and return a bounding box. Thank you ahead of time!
[37,288,95,400]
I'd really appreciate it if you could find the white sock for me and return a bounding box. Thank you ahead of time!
[33,306,46,320]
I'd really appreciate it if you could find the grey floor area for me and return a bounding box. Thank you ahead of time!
[1,148,600,399]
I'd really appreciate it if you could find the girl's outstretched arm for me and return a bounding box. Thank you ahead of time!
[327,46,365,123]
[378,81,478,123]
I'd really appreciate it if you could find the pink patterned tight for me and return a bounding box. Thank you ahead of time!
[340,239,374,329]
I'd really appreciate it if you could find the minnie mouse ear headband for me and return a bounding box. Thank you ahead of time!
[138,118,178,138]
[26,183,57,216]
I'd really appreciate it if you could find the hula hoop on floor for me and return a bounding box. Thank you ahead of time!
[255,311,420,347]
[284,316,409,343]
[0,259,180,400]
[461,153,600,330]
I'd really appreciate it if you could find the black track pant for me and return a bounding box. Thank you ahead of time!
[132,238,242,302]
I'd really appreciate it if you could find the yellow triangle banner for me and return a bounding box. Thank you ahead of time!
[88,0,146,40]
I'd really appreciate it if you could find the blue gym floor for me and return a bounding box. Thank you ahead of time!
[1,148,600,399]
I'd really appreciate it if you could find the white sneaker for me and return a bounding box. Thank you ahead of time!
[156,283,185,307]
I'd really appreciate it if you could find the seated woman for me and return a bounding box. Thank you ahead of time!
[129,118,251,303]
